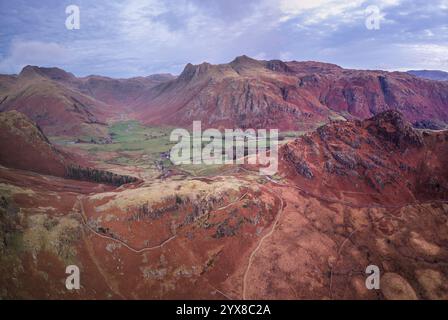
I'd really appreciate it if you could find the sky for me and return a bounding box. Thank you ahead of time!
[0,0,447,77]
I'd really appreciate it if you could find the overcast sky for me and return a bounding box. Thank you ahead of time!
[0,0,447,77]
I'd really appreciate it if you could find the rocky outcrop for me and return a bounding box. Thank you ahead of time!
[135,56,448,130]
[282,144,314,179]
[366,110,424,150]
[279,110,448,201]
[2,58,448,134]
[413,119,445,130]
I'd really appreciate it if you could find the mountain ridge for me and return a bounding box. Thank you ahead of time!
[135,56,448,131]
[1,57,448,137]
[407,69,448,81]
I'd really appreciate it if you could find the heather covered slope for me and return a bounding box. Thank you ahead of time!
[1,110,447,299]
[136,56,448,131]
[0,66,174,140]
[0,111,139,186]
[0,110,69,177]
[0,66,112,139]
[240,111,448,299]
[278,110,448,205]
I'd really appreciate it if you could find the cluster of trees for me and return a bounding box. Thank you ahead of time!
[66,165,138,186]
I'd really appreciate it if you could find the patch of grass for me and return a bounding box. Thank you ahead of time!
[179,163,230,176]
[61,120,177,169]
[279,131,304,137]
[107,121,176,154]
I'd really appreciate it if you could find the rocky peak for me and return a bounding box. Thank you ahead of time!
[18,65,43,79]
[366,110,424,149]
[229,55,264,72]
[230,55,259,64]
[178,62,214,83]
[19,65,75,82]
[265,59,292,73]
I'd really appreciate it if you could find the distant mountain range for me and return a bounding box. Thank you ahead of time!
[407,70,448,81]
[1,56,448,140]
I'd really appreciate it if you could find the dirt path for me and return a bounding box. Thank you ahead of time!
[76,191,248,254]
[213,192,248,212]
[81,227,126,299]
[242,187,284,300]
[76,196,177,253]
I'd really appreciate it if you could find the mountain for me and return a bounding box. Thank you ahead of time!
[0,66,175,140]
[0,110,140,187]
[1,59,448,136]
[278,110,448,203]
[75,74,175,109]
[0,110,71,176]
[240,112,448,300]
[407,70,448,81]
[0,66,111,139]
[135,56,448,131]
[2,109,447,299]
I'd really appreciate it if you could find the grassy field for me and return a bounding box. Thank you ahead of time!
[54,120,308,178]
[51,121,174,176]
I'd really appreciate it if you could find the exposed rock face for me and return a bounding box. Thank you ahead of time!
[2,58,448,135]
[135,56,448,130]
[279,110,448,202]
[282,144,314,179]
[0,195,20,255]
[413,119,445,130]
[365,110,424,149]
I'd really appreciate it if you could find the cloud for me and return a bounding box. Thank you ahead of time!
[0,40,71,74]
[279,0,365,19]
[0,0,447,76]
[396,44,448,70]
[277,0,405,26]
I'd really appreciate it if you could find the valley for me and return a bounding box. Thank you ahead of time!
[0,57,448,300]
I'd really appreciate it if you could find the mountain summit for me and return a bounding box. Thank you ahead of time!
[2,56,448,136]
[135,56,448,131]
